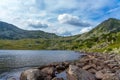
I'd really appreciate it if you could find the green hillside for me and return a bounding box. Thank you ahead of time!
[0,18,120,54]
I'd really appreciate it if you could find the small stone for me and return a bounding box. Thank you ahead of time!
[108,64,118,68]
[102,73,119,80]
[56,65,65,71]
[88,68,97,74]
[95,71,104,79]
[115,70,120,79]
[82,64,96,70]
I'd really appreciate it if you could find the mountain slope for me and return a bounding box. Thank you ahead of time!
[0,21,58,39]
[79,18,120,39]
[89,18,120,35]
[67,18,120,53]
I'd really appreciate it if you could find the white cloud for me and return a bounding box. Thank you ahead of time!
[52,27,72,36]
[58,14,90,27]
[58,14,79,23]
[24,19,53,29]
[80,27,92,33]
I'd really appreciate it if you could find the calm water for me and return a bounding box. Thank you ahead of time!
[0,50,80,80]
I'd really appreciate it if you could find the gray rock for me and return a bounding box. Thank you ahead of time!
[95,71,104,79]
[102,73,119,80]
[56,65,65,71]
[41,67,55,76]
[82,64,96,70]
[67,65,96,80]
[20,68,51,80]
[6,76,16,80]
[88,68,97,74]
[115,70,120,80]
[20,69,42,80]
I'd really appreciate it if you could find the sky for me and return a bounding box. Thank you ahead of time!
[0,0,120,36]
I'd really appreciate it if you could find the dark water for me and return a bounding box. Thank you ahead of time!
[0,50,80,80]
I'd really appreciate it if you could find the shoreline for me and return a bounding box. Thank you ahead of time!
[0,50,81,80]
[20,52,120,80]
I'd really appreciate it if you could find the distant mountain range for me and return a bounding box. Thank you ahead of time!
[0,21,58,39]
[1,18,119,40]
[0,18,120,53]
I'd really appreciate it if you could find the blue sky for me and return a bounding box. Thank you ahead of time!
[0,0,120,36]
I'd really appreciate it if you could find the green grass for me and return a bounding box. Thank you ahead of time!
[0,32,120,54]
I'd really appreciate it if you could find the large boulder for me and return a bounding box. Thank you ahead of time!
[20,68,51,80]
[67,65,96,80]
[20,69,41,80]
[95,71,104,79]
[41,67,55,76]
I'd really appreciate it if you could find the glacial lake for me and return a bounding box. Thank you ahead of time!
[0,50,81,80]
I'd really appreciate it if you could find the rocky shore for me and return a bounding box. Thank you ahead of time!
[20,52,120,80]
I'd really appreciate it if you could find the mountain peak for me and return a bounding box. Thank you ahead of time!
[104,18,120,23]
[80,18,120,39]
[107,18,118,21]
[93,18,120,33]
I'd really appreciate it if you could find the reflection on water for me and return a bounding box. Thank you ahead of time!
[0,50,80,80]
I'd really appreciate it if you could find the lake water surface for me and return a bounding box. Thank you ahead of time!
[0,50,80,80]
